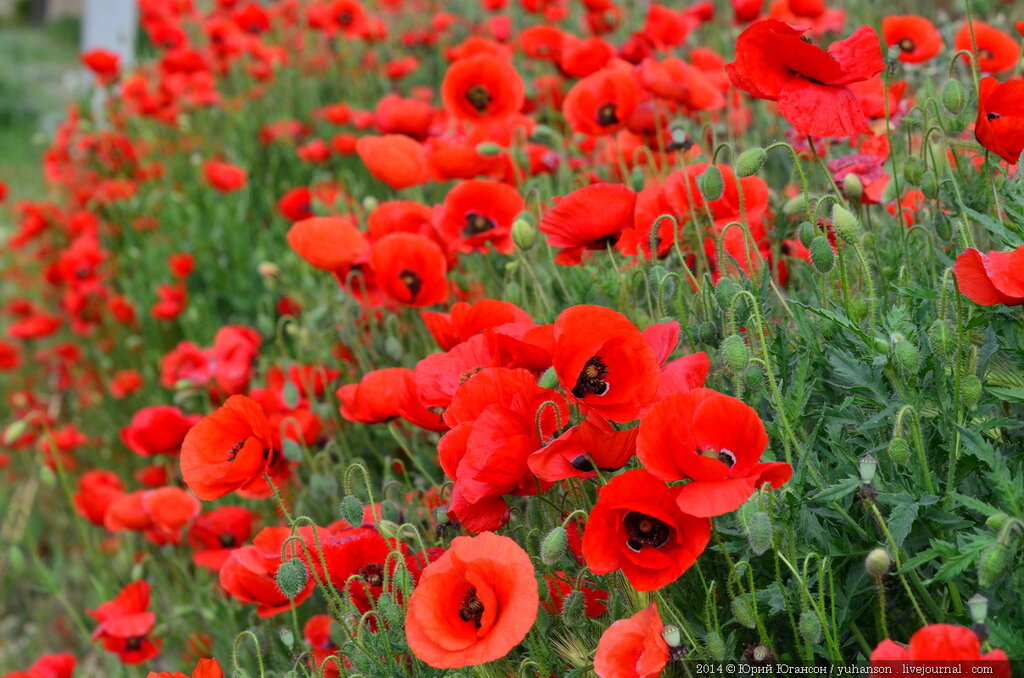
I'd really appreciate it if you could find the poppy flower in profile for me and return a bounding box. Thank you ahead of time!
[219,527,315,617]
[147,657,224,678]
[582,469,711,591]
[727,20,885,137]
[81,48,120,83]
[562,66,642,136]
[881,16,943,64]
[88,581,161,664]
[120,406,200,457]
[955,22,1021,74]
[593,603,670,678]
[180,395,274,501]
[421,299,532,351]
[441,53,525,121]
[528,415,637,482]
[975,77,1024,164]
[405,532,538,669]
[355,135,430,189]
[187,506,256,571]
[552,305,659,422]
[637,388,792,517]
[287,216,369,272]
[73,469,125,525]
[369,233,449,307]
[871,624,1008,674]
[953,245,1024,306]
[7,653,76,678]
[539,184,636,264]
[438,180,525,254]
[203,160,247,192]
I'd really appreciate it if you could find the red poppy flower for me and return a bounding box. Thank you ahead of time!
[287,216,369,272]
[203,160,247,192]
[539,184,637,264]
[438,180,524,254]
[582,469,711,591]
[528,415,637,482]
[147,658,223,678]
[88,581,161,664]
[405,532,538,668]
[542,572,608,619]
[355,134,430,189]
[593,603,670,678]
[975,77,1024,164]
[81,48,120,84]
[955,22,1021,74]
[552,305,659,422]
[953,245,1024,306]
[367,200,435,241]
[73,470,125,525]
[881,16,943,64]
[304,616,342,678]
[120,406,200,457]
[421,299,532,351]
[637,388,792,517]
[562,66,642,136]
[187,506,256,570]
[441,53,524,121]
[180,394,274,501]
[219,527,314,617]
[520,24,565,62]
[6,653,76,678]
[369,233,449,307]
[727,20,885,137]
[871,624,1008,674]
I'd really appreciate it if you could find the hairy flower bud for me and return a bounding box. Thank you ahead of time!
[540,525,568,566]
[700,166,724,201]
[865,548,891,577]
[810,236,835,273]
[276,558,309,599]
[735,147,767,178]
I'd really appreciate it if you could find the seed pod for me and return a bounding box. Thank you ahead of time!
[865,548,891,577]
[832,204,861,244]
[662,625,682,648]
[540,525,568,566]
[968,593,989,624]
[978,543,1008,588]
[927,319,954,362]
[512,219,536,251]
[891,339,921,377]
[341,495,364,526]
[276,558,309,599]
[842,173,864,201]
[700,166,724,201]
[962,374,983,411]
[736,147,767,177]
[903,157,925,186]
[719,334,750,374]
[810,236,835,273]
[731,595,757,629]
[747,511,773,556]
[942,79,964,114]
[887,435,911,465]
[798,610,823,646]
[705,631,726,661]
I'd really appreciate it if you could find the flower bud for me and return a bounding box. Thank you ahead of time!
[475,141,504,156]
[540,525,568,566]
[927,319,954,362]
[731,595,757,629]
[276,558,309,599]
[985,512,1010,530]
[361,195,379,213]
[715,277,738,310]
[512,219,536,251]
[735,147,767,177]
[842,173,863,201]
[377,519,401,539]
[341,495,364,526]
[705,631,726,660]
[810,236,835,273]
[747,511,772,556]
[887,435,910,465]
[903,157,925,186]
[942,79,964,114]
[719,334,750,374]
[962,374,982,411]
[865,548,891,577]
[832,204,861,244]
[797,221,815,248]
[783,194,807,216]
[798,610,823,646]
[920,170,938,199]
[561,589,583,620]
[891,339,921,377]
[538,366,558,389]
[700,166,724,201]
[978,543,1008,588]
[377,592,405,628]
[380,499,402,523]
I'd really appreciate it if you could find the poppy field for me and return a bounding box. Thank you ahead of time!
[2,0,1024,675]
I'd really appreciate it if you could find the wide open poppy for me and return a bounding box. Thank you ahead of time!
[88,581,161,664]
[120,406,200,457]
[975,77,1024,164]
[881,15,943,64]
[203,160,247,192]
[727,19,884,137]
[552,305,659,422]
[562,66,642,136]
[637,388,792,517]
[437,180,524,254]
[953,245,1024,306]
[421,299,532,351]
[405,532,538,668]
[441,53,525,121]
[955,22,1021,74]
[180,394,274,501]
[582,469,710,591]
[368,232,449,307]
[593,603,670,678]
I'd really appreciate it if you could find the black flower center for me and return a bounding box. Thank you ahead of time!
[623,511,671,551]
[398,269,422,301]
[466,85,492,113]
[987,112,1001,121]
[125,636,144,651]
[897,38,915,53]
[571,454,594,472]
[464,212,495,236]
[218,533,238,548]
[572,356,610,398]
[227,439,247,461]
[702,447,737,467]
[596,102,619,126]
[359,563,384,587]
[459,587,484,627]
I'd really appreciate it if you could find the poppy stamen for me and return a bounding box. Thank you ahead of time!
[897,38,915,53]
[987,112,1001,121]
[227,439,247,461]
[623,511,671,552]
[398,269,422,301]
[571,454,595,472]
[218,534,238,548]
[458,587,485,628]
[359,563,384,587]
[572,356,610,398]
[595,102,619,126]
[465,85,493,113]
[701,447,737,467]
[125,636,144,651]
[464,212,495,236]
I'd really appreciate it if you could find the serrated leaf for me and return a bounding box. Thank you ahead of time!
[950,493,1001,517]
[987,386,1024,404]
[888,503,918,548]
[811,477,860,502]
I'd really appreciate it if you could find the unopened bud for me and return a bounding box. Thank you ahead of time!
[903,157,925,186]
[512,219,536,251]
[865,548,891,577]
[832,204,861,244]
[735,147,767,178]
[962,375,982,411]
[276,558,309,599]
[538,366,558,389]
[377,520,401,539]
[747,511,772,556]
[927,319,954,362]
[700,166,724,201]
[731,596,757,629]
[719,334,750,374]
[798,221,815,248]
[361,195,379,213]
[942,79,964,114]
[842,173,863,201]
[783,194,807,216]
[798,610,823,645]
[341,495,364,526]
[887,435,910,465]
[891,340,921,377]
[705,631,726,660]
[810,236,835,273]
[540,525,568,566]
[986,513,1010,530]
[475,141,504,156]
[978,543,1008,588]
[920,170,938,199]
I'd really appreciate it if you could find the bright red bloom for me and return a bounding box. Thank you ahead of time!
[528,415,637,481]
[975,77,1024,164]
[287,216,369,272]
[539,184,636,264]
[562,66,642,136]
[203,160,247,192]
[73,470,125,526]
[369,233,449,307]
[871,624,1008,675]
[146,658,223,678]
[81,48,120,83]
[441,53,525,121]
[169,253,195,279]
[593,603,670,678]
[552,305,659,422]
[355,134,430,189]
[582,469,711,591]
[955,22,1021,74]
[421,299,532,351]
[438,180,524,254]
[405,532,538,668]
[88,581,161,664]
[727,20,885,137]
[953,246,1024,306]
[120,406,200,457]
[210,325,261,396]
[187,506,256,570]
[180,394,274,501]
[219,527,314,617]
[881,16,943,64]
[3,653,76,678]
[637,388,792,517]
[304,616,342,678]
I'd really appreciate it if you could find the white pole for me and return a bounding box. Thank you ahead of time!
[81,0,137,121]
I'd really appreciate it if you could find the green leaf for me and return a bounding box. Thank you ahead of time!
[888,503,918,548]
[810,478,860,503]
